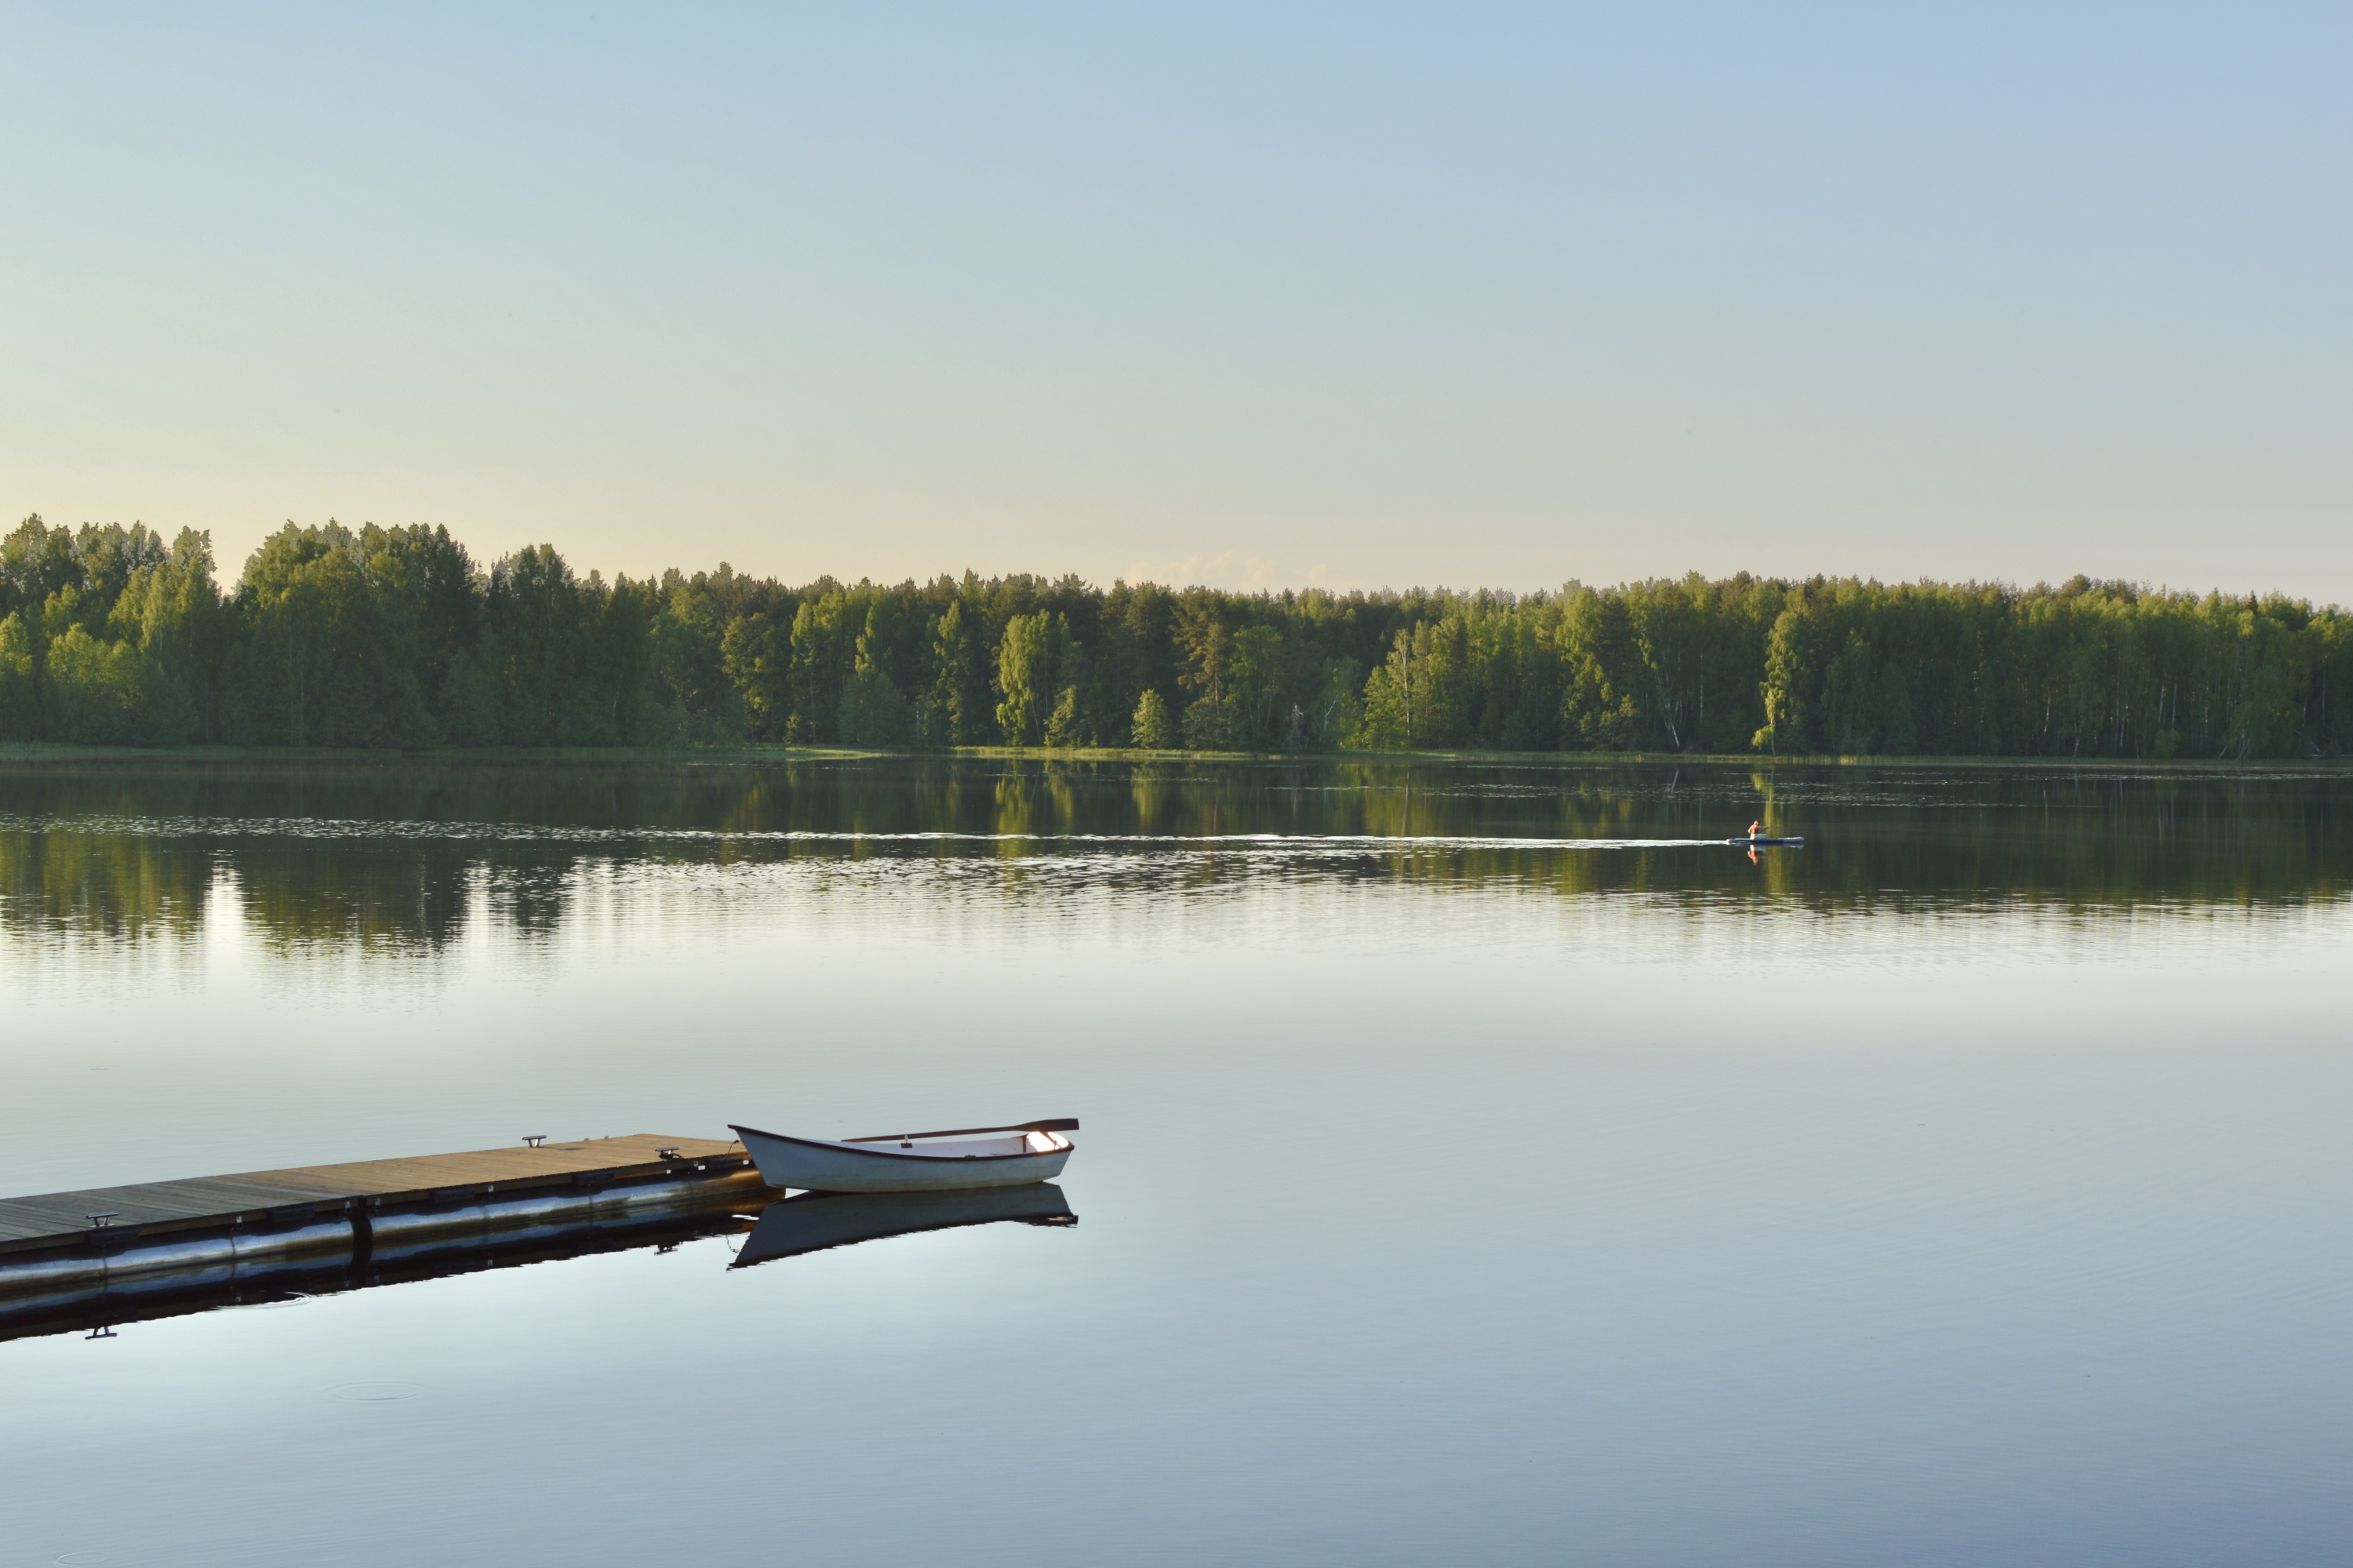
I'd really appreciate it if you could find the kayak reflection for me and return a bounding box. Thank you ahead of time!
[733,1183,1077,1268]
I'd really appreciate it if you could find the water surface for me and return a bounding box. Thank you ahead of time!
[2,756,2348,1566]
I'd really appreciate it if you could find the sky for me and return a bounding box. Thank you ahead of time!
[2,4,2348,602]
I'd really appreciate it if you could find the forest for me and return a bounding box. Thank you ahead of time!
[2,514,2349,759]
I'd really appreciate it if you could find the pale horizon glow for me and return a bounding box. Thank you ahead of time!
[2,6,2349,604]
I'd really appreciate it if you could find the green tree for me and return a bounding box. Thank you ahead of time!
[1229,624,1286,748]
[721,611,791,741]
[486,545,589,745]
[995,611,1074,744]
[109,528,224,740]
[0,515,82,622]
[231,522,373,744]
[1180,692,1235,749]
[1042,686,1085,748]
[1355,619,1470,750]
[1129,688,1173,748]
[839,614,913,747]
[926,598,990,745]
[0,613,38,739]
[1173,591,1231,708]
[786,591,855,744]
[42,625,189,744]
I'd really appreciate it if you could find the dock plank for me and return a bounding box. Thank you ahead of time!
[0,1134,745,1248]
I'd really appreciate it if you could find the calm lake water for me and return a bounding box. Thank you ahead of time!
[2,755,2349,1566]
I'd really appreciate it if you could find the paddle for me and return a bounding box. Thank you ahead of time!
[841,1118,1079,1144]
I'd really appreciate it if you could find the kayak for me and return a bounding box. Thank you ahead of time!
[1726,835,1805,847]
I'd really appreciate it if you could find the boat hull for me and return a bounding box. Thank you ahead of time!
[732,1125,1073,1193]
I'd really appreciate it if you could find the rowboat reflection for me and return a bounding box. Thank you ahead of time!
[732,1183,1078,1268]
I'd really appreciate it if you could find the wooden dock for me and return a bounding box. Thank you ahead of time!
[0,1133,754,1254]
[0,1134,774,1343]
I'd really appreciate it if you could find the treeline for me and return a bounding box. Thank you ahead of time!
[3,515,2350,757]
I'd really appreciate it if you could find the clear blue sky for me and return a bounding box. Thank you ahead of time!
[3,4,2348,602]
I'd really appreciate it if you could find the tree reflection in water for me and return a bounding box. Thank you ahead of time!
[0,756,2344,955]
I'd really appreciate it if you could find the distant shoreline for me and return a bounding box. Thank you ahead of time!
[1,742,2345,773]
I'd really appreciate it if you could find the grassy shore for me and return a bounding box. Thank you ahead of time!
[0,741,883,768]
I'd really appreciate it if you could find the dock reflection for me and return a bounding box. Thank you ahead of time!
[0,1185,1079,1345]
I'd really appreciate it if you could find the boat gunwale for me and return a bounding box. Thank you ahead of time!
[727,1124,1072,1166]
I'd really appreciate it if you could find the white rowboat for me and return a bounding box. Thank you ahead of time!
[730,1118,1077,1194]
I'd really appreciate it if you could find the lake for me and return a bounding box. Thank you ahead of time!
[2,755,2348,1566]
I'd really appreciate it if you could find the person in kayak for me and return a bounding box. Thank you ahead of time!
[1747,819,1763,840]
